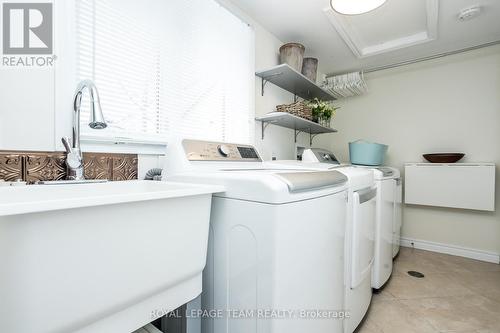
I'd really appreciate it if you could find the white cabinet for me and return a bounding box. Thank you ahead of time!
[405,163,496,211]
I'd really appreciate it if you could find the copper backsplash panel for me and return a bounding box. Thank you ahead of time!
[0,151,137,183]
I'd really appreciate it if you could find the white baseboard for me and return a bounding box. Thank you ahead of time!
[400,237,500,264]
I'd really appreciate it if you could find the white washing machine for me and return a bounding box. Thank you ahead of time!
[163,139,349,333]
[354,166,401,289]
[270,148,376,333]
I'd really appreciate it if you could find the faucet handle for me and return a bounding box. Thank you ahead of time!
[62,137,82,169]
[66,152,83,169]
[61,137,73,154]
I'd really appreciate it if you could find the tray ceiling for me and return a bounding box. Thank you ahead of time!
[324,0,438,58]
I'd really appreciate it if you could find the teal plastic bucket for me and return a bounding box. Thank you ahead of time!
[349,140,388,166]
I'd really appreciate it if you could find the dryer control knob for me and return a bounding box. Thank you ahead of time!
[217,144,231,157]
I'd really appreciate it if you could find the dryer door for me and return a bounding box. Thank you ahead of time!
[351,187,377,288]
[393,178,403,257]
[373,179,396,288]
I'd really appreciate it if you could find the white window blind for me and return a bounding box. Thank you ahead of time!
[75,0,254,145]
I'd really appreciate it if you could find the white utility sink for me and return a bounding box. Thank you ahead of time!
[0,180,223,333]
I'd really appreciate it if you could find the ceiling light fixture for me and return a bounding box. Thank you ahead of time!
[330,0,387,15]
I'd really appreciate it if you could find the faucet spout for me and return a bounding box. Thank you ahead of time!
[72,80,107,151]
[65,80,108,180]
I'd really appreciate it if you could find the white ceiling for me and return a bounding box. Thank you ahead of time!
[323,0,439,58]
[228,0,500,75]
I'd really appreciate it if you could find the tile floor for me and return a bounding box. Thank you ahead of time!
[356,247,500,333]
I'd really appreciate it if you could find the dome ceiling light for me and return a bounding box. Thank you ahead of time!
[330,0,387,15]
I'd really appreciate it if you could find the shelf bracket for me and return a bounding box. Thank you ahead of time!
[294,129,303,143]
[261,78,269,97]
[261,121,272,140]
[294,128,312,143]
[260,72,283,97]
[310,133,319,145]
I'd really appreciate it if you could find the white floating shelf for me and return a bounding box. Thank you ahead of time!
[255,112,337,145]
[404,163,496,211]
[256,64,336,101]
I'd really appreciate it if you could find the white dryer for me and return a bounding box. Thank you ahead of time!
[164,139,349,333]
[354,166,401,289]
[393,176,403,258]
[270,148,376,333]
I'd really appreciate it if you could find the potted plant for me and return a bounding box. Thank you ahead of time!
[307,98,340,127]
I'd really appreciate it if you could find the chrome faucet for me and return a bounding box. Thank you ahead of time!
[62,80,107,180]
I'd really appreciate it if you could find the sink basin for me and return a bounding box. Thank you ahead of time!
[0,180,223,333]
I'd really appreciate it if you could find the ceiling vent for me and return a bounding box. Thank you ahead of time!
[458,6,481,21]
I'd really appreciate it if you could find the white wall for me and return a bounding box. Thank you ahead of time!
[0,0,72,152]
[0,65,55,151]
[316,45,500,255]
[252,22,302,160]
[251,17,322,160]
[0,0,70,152]
[219,0,334,161]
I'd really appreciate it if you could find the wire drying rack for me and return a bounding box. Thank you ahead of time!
[322,71,368,99]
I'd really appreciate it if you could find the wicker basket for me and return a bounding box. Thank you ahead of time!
[276,101,312,121]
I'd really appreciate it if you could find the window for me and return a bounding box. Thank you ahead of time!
[75,0,254,146]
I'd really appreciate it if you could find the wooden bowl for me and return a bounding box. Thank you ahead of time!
[423,153,465,163]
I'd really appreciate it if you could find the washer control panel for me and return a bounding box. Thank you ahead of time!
[302,148,340,165]
[183,139,262,161]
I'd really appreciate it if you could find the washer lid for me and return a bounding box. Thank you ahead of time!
[167,169,348,204]
[276,170,348,192]
[352,165,401,180]
[375,167,394,177]
[266,161,374,191]
[374,166,400,179]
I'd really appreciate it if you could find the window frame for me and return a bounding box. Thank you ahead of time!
[54,0,255,154]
